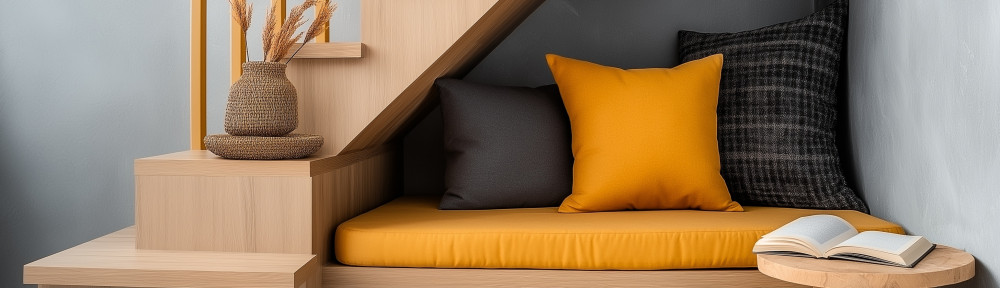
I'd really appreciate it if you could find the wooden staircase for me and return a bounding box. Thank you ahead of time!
[23,0,543,287]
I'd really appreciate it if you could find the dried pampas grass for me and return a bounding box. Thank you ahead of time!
[262,2,280,60]
[229,0,338,62]
[229,0,253,62]
[286,0,337,63]
[305,0,336,43]
[266,0,314,62]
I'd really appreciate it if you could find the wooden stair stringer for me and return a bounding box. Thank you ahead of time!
[286,0,545,155]
[339,0,546,154]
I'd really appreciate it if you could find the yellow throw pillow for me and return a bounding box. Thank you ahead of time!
[546,54,742,213]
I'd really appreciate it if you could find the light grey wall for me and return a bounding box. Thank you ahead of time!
[0,1,188,287]
[848,1,1000,287]
[0,1,360,287]
[404,0,820,195]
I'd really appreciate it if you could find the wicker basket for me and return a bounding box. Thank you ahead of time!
[204,134,323,160]
[225,61,298,137]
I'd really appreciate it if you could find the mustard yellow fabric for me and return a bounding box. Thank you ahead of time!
[546,54,741,213]
[335,197,904,270]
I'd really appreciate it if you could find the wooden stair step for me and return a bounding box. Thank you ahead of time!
[24,227,318,288]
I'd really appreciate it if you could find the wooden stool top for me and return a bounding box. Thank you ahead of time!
[757,245,975,288]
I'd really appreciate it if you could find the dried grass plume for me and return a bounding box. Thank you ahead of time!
[229,0,253,62]
[286,0,337,62]
[230,0,336,62]
[262,2,280,60]
[266,0,315,61]
[305,0,336,43]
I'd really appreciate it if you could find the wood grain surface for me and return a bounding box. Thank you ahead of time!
[322,264,804,288]
[285,0,545,155]
[134,145,397,267]
[282,42,363,59]
[757,245,975,287]
[25,227,317,288]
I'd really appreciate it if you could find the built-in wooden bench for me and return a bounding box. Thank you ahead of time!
[22,0,839,287]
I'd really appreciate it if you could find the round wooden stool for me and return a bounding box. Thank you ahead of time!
[757,245,975,288]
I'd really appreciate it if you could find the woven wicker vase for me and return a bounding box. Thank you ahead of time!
[225,61,298,137]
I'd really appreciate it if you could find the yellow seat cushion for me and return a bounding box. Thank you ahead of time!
[335,196,903,270]
[546,54,741,213]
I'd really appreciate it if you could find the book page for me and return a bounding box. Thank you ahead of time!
[764,215,858,255]
[832,231,920,255]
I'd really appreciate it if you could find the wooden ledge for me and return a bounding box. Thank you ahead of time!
[283,42,363,59]
[135,145,393,177]
[24,227,317,288]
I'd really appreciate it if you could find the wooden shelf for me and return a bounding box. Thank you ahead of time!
[134,147,389,177]
[283,42,363,59]
[24,227,318,288]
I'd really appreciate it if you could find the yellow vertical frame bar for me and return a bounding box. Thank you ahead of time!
[275,0,286,26]
[190,0,207,150]
[230,4,246,83]
[315,2,329,43]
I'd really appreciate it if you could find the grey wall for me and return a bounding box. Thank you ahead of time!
[0,1,359,287]
[404,0,821,195]
[848,1,1000,287]
[0,1,189,287]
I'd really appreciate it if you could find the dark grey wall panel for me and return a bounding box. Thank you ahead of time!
[404,0,819,195]
[466,0,817,86]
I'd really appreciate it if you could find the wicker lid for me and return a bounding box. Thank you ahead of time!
[204,133,324,160]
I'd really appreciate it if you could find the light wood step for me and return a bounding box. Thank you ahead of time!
[24,227,318,288]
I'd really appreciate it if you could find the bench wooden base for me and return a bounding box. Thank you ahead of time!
[37,266,802,288]
[25,226,802,288]
[322,264,804,287]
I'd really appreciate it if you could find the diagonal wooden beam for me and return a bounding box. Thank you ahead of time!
[339,0,544,154]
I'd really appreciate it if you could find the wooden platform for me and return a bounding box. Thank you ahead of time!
[24,227,318,288]
[321,264,803,288]
[24,226,802,288]
[758,245,975,287]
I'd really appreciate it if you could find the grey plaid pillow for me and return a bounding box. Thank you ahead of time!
[678,0,867,212]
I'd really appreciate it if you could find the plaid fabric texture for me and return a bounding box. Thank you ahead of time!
[678,0,868,212]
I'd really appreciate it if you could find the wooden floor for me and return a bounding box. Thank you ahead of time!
[322,264,805,288]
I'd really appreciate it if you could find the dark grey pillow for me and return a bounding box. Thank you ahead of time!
[436,79,572,210]
[678,0,868,212]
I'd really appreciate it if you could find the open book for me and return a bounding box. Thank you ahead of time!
[753,215,935,268]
